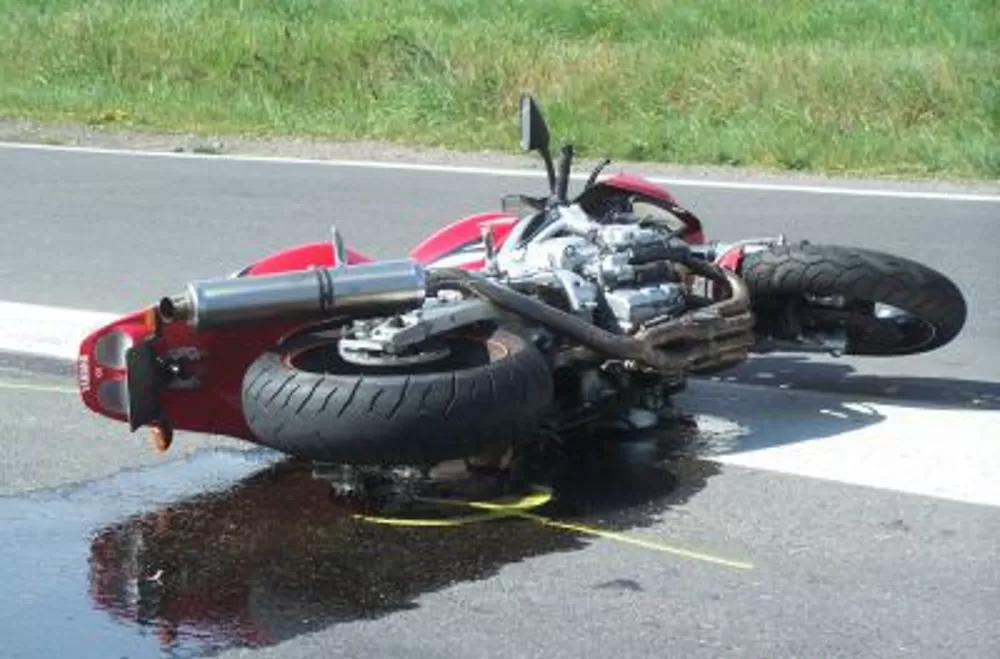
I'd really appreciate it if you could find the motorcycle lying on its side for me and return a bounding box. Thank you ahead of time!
[77,94,967,475]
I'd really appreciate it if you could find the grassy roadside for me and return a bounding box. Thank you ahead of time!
[1,0,997,179]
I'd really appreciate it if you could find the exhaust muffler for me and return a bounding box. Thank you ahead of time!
[159,259,427,330]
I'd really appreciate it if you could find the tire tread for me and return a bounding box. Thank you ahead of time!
[741,243,966,355]
[240,327,554,464]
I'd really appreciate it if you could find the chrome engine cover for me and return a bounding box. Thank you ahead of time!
[596,224,664,250]
[494,207,689,334]
[592,222,687,330]
[603,283,686,332]
[501,235,598,275]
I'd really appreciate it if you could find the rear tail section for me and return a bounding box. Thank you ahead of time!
[77,236,413,448]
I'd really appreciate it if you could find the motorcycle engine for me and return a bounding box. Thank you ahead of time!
[497,209,688,333]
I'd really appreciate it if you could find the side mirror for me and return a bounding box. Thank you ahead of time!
[518,94,556,196]
[519,95,550,153]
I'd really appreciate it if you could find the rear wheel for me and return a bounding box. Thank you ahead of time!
[740,244,967,356]
[240,325,555,465]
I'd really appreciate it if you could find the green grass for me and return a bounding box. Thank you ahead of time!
[1,0,997,178]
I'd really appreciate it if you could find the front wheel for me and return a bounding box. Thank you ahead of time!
[240,325,555,465]
[739,244,967,356]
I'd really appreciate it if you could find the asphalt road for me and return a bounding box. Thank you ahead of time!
[2,146,998,396]
[1,145,998,658]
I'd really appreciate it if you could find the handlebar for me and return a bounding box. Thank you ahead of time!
[556,144,573,202]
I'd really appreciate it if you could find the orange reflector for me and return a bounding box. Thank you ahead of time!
[151,424,173,452]
[142,306,158,336]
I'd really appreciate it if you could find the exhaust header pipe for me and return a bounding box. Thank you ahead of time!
[159,259,427,330]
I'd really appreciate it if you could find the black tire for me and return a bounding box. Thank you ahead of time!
[740,243,967,356]
[240,326,554,465]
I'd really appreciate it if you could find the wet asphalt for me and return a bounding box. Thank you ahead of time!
[2,369,999,659]
[1,146,999,658]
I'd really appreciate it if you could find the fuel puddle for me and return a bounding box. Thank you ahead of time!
[0,429,719,659]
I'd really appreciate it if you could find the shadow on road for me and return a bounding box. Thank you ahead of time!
[701,354,1000,410]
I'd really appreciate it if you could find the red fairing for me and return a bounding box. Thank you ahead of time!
[409,211,519,269]
[79,311,309,440]
[244,241,374,274]
[716,245,746,272]
[588,173,706,245]
[78,244,374,441]
[598,173,678,205]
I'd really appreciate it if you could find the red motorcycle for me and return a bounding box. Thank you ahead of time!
[77,95,967,471]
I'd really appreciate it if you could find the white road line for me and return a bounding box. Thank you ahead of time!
[0,301,117,360]
[681,380,1000,508]
[2,298,998,508]
[1,141,998,203]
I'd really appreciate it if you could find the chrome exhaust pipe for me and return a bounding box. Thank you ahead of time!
[160,259,427,330]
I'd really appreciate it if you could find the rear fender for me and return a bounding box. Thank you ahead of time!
[78,311,303,440]
[78,242,373,440]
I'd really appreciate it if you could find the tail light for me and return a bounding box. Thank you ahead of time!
[93,330,134,369]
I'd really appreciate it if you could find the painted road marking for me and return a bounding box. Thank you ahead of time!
[0,301,117,360]
[0,380,78,395]
[681,380,1000,508]
[1,141,997,203]
[3,299,998,508]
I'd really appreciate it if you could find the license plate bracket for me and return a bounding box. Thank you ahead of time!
[125,339,164,431]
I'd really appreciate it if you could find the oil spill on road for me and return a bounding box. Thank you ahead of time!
[0,427,718,659]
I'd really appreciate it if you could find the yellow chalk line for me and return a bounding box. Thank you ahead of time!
[356,485,754,571]
[354,488,554,527]
[521,513,754,570]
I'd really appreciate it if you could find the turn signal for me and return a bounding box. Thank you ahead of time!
[151,423,173,452]
[142,305,159,336]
